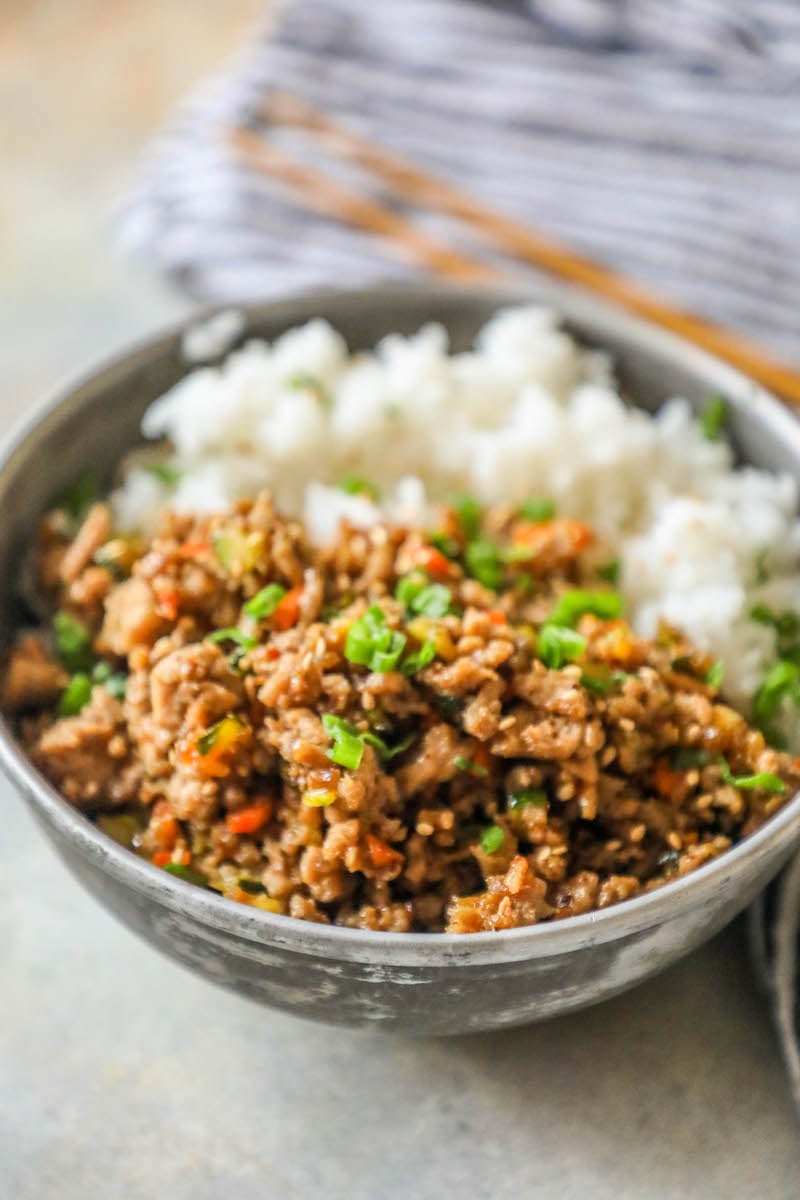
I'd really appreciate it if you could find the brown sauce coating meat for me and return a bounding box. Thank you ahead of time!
[5,491,799,933]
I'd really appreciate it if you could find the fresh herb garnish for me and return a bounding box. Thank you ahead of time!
[345,605,406,673]
[480,825,505,854]
[59,472,98,524]
[338,475,381,502]
[145,462,182,487]
[52,610,93,672]
[700,394,727,441]
[58,673,92,716]
[361,730,417,763]
[520,497,556,523]
[453,494,482,540]
[453,754,489,778]
[547,589,624,628]
[162,862,209,887]
[237,878,266,894]
[207,626,257,667]
[465,539,503,590]
[244,583,287,620]
[507,788,547,810]
[538,625,586,670]
[288,372,330,408]
[598,559,621,585]
[322,714,364,771]
[395,573,452,618]
[753,659,800,730]
[400,639,437,675]
[91,661,127,699]
[672,747,713,770]
[750,604,800,644]
[428,531,461,559]
[718,759,786,794]
[705,660,724,689]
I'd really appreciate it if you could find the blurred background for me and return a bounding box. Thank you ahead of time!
[3,0,262,417]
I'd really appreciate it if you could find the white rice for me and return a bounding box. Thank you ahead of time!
[111,306,800,739]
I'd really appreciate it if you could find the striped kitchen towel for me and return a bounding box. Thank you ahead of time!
[119,0,800,364]
[118,0,800,1102]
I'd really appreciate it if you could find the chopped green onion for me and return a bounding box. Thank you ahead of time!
[52,610,93,672]
[206,626,257,668]
[580,671,613,694]
[345,605,406,674]
[547,589,624,628]
[59,472,98,524]
[453,754,489,778]
[436,694,464,720]
[162,862,209,887]
[453,494,482,540]
[718,759,786,794]
[672,747,713,770]
[700,394,727,441]
[465,539,503,590]
[753,659,799,728]
[361,730,416,762]
[237,878,266,894]
[750,604,800,643]
[244,583,287,620]
[395,573,452,618]
[338,475,381,502]
[58,673,92,716]
[401,640,437,675]
[520,497,556,523]
[428,531,461,559]
[145,462,181,486]
[288,372,330,408]
[507,788,547,810]
[598,559,621,585]
[705,660,724,689]
[480,825,505,854]
[322,714,364,770]
[91,661,127,699]
[538,625,586,670]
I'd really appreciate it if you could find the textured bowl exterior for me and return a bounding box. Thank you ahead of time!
[3,282,800,1033]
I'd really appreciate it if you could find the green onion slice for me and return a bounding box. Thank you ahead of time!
[244,584,287,620]
[520,497,556,523]
[700,394,727,441]
[338,475,381,502]
[718,759,786,794]
[52,610,93,672]
[480,825,505,854]
[345,606,406,673]
[58,673,92,717]
[538,625,586,670]
[547,589,624,628]
[507,788,547,810]
[322,714,365,771]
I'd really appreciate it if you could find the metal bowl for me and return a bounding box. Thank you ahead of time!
[3,283,800,1034]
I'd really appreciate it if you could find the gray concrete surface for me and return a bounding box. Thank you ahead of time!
[2,4,799,1195]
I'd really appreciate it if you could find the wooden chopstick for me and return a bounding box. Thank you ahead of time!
[229,126,495,285]
[240,92,800,407]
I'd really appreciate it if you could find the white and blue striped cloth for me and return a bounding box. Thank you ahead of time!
[120,0,800,362]
[120,0,800,1099]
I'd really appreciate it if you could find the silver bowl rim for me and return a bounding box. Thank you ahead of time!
[2,280,800,969]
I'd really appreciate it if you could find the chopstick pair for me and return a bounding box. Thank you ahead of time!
[228,90,800,407]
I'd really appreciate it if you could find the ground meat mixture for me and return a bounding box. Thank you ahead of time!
[5,490,799,933]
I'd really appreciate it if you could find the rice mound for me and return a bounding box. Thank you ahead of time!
[111,306,800,739]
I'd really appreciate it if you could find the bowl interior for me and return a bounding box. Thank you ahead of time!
[3,281,800,963]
